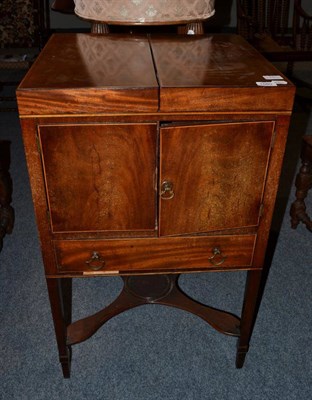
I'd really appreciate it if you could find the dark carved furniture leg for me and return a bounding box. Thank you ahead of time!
[67,275,240,348]
[236,270,263,368]
[0,141,14,251]
[46,278,72,378]
[290,136,312,231]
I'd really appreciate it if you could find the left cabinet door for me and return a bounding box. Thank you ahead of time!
[38,123,158,233]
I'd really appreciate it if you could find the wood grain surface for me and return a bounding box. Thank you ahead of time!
[54,234,256,274]
[39,123,158,233]
[17,34,159,114]
[150,34,295,111]
[159,121,274,235]
[16,33,296,374]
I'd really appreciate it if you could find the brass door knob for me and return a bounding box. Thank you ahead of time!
[160,181,174,200]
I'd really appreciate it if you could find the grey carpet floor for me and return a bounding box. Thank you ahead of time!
[0,87,311,398]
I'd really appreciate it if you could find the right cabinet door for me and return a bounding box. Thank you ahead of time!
[159,121,275,236]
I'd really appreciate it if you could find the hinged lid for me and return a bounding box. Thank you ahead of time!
[17,33,295,116]
[150,34,295,112]
[17,34,159,115]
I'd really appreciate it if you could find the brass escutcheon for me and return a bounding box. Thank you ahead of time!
[160,180,174,200]
[85,251,106,271]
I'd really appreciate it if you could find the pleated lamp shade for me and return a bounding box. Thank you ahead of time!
[73,0,215,25]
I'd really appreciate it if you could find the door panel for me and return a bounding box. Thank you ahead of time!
[160,121,274,236]
[39,123,157,233]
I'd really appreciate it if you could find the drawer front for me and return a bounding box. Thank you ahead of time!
[54,235,256,274]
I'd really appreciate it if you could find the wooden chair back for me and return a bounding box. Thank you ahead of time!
[237,0,290,43]
[293,0,312,52]
[236,0,312,75]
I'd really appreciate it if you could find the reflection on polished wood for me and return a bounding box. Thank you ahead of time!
[150,35,294,112]
[17,34,159,115]
[17,34,295,115]
[150,35,292,87]
[19,35,158,89]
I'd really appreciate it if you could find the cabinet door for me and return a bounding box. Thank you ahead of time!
[39,123,157,233]
[159,121,274,236]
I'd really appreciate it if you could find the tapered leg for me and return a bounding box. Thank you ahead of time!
[236,270,263,368]
[60,278,72,328]
[46,278,72,378]
[47,273,266,374]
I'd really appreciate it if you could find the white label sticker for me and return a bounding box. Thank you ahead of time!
[256,81,278,87]
[263,75,284,80]
[271,80,288,85]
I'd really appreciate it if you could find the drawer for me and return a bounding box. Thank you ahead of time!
[54,235,256,274]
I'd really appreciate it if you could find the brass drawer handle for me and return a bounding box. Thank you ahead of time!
[208,247,227,266]
[160,181,174,200]
[85,251,106,271]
